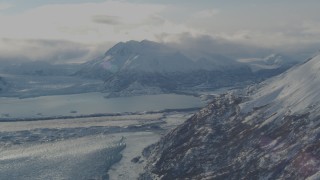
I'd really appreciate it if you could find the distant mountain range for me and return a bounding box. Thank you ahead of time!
[78,40,297,96]
[140,54,320,179]
[0,40,298,98]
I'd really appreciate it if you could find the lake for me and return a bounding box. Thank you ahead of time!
[0,93,205,119]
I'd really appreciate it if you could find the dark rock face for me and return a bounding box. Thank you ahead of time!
[141,94,320,179]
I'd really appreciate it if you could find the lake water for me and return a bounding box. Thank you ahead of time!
[0,93,205,119]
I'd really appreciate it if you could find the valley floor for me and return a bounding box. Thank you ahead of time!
[0,108,194,179]
[0,84,228,179]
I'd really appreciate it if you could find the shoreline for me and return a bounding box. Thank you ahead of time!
[0,107,201,122]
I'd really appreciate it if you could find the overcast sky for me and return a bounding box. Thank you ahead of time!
[0,0,320,63]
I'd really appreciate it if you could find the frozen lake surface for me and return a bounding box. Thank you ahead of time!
[0,92,203,179]
[0,112,192,179]
[0,113,165,180]
[0,134,125,180]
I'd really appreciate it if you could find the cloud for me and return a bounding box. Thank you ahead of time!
[301,21,320,36]
[0,3,12,11]
[0,1,195,63]
[166,33,271,58]
[193,9,220,18]
[167,32,320,61]
[0,39,113,63]
[0,1,320,63]
[0,1,182,43]
[216,28,320,53]
[92,15,121,25]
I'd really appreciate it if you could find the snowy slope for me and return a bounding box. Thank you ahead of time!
[242,54,320,116]
[102,40,195,73]
[141,54,320,179]
[78,40,195,78]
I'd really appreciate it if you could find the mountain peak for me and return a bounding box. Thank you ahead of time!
[104,40,169,57]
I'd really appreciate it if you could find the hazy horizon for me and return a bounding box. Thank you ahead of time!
[1,0,320,63]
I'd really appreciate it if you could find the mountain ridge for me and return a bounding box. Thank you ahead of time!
[83,40,247,74]
[140,54,320,179]
[77,40,296,97]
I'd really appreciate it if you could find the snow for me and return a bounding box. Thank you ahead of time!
[160,113,194,131]
[0,134,124,180]
[123,55,139,68]
[0,95,195,179]
[0,111,166,179]
[306,171,320,180]
[241,54,320,115]
[85,40,246,75]
[108,132,161,180]
[0,114,163,132]
[107,112,193,179]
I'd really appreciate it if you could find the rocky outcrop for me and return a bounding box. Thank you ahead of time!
[140,93,320,179]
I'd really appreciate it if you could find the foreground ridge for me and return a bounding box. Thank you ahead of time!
[140,55,320,179]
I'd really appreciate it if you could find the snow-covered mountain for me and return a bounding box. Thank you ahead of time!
[78,40,272,96]
[140,54,320,179]
[79,40,246,76]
